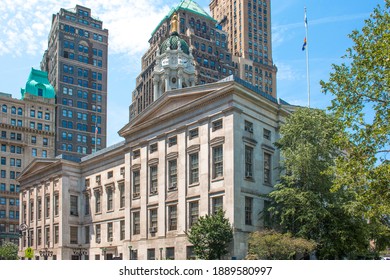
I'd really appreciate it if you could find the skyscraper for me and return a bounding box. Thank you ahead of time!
[41,5,108,158]
[130,0,236,119]
[210,0,277,97]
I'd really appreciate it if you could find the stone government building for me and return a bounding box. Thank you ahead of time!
[18,76,292,260]
[17,0,294,260]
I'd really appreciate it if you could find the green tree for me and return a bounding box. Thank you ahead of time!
[267,108,372,259]
[186,209,233,260]
[320,1,390,254]
[246,230,316,260]
[0,242,19,260]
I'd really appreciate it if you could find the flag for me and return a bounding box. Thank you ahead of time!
[302,37,307,51]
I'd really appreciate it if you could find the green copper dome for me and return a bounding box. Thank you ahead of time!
[160,32,190,55]
[21,68,55,99]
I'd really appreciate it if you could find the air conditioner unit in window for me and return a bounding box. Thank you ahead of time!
[150,188,158,194]
[168,183,177,190]
[149,227,157,233]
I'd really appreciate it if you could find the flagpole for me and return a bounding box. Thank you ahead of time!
[304,7,311,108]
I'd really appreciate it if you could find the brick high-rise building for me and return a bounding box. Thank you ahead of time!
[130,0,236,119]
[41,5,108,158]
[0,68,55,246]
[210,0,277,97]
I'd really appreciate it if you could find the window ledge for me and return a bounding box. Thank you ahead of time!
[211,177,224,183]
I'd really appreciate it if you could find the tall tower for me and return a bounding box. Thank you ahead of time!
[210,0,277,97]
[41,5,108,158]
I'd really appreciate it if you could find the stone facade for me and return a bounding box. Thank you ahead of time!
[18,78,292,260]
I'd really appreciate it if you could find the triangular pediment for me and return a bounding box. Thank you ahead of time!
[18,158,59,181]
[119,85,219,136]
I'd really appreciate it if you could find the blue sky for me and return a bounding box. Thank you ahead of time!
[0,0,384,146]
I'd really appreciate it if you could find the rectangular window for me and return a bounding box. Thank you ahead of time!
[213,145,223,178]
[133,212,140,235]
[245,146,253,178]
[70,195,78,216]
[71,227,79,245]
[168,136,177,147]
[212,196,223,214]
[54,225,59,244]
[263,128,271,140]
[150,143,158,153]
[37,197,42,220]
[245,120,254,133]
[212,119,223,131]
[107,188,113,211]
[84,226,90,244]
[264,153,272,184]
[30,200,34,222]
[168,159,177,191]
[96,224,101,243]
[133,171,140,198]
[85,195,90,215]
[133,149,140,159]
[45,196,50,218]
[189,201,199,228]
[189,128,199,139]
[54,193,60,216]
[45,226,50,246]
[107,222,113,242]
[95,191,101,213]
[189,153,199,184]
[147,249,155,260]
[166,247,175,260]
[149,209,158,233]
[119,183,125,208]
[168,205,177,231]
[120,220,125,240]
[37,228,42,246]
[150,166,158,194]
[245,197,253,225]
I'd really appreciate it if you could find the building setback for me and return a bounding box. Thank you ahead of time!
[17,77,292,260]
[41,5,108,158]
[0,68,55,246]
[210,0,277,96]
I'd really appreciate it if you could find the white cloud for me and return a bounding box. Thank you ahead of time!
[276,62,304,81]
[0,0,177,57]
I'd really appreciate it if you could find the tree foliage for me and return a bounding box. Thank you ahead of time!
[267,108,375,259]
[320,1,390,254]
[246,230,316,260]
[0,242,19,260]
[186,209,233,260]
[320,1,390,221]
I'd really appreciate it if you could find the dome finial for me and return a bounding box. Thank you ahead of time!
[170,13,178,34]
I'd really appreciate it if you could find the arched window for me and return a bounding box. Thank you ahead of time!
[11,106,16,114]
[17,108,23,116]
[2,104,7,113]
